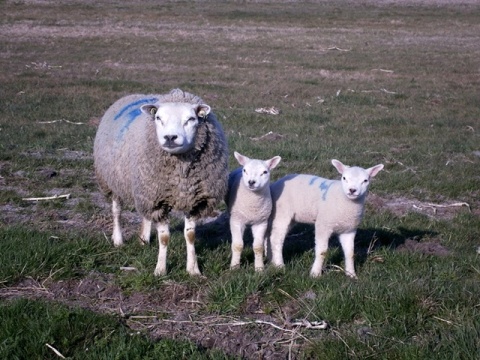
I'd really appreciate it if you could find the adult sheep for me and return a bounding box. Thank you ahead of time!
[94,89,228,276]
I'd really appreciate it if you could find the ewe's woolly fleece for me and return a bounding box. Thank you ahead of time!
[94,89,228,221]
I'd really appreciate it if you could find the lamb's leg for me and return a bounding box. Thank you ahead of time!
[268,220,290,268]
[251,222,268,271]
[154,221,170,276]
[184,217,201,276]
[111,197,123,247]
[230,220,245,269]
[339,231,357,278]
[310,226,330,277]
[139,218,152,245]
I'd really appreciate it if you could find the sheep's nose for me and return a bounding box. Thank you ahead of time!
[164,135,178,143]
[349,188,357,194]
[248,180,256,186]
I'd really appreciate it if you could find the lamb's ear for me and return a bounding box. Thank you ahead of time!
[140,104,158,120]
[367,164,384,178]
[266,156,282,170]
[331,159,347,175]
[196,104,211,118]
[234,151,249,166]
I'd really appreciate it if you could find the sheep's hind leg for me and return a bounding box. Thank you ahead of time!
[154,221,170,276]
[139,218,152,245]
[251,223,267,271]
[310,226,330,278]
[229,220,245,269]
[268,221,290,268]
[111,197,123,247]
[184,217,201,276]
[339,231,357,278]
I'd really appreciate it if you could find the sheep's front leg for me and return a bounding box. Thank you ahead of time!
[339,231,357,278]
[154,222,170,276]
[139,218,152,245]
[251,223,268,271]
[230,220,245,269]
[111,197,123,247]
[310,226,330,278]
[184,217,201,276]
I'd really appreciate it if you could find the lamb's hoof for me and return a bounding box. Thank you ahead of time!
[254,267,264,272]
[112,241,123,248]
[310,271,322,278]
[138,237,150,246]
[154,268,166,277]
[187,268,202,276]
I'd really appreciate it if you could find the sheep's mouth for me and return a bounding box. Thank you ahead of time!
[162,144,186,154]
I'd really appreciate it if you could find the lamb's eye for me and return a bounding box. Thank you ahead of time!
[364,179,369,183]
[187,117,196,123]
[262,170,268,175]
[155,116,162,123]
[342,176,346,180]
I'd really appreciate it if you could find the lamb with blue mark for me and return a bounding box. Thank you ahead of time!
[266,159,384,278]
[94,89,228,276]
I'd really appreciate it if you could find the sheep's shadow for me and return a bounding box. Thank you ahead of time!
[276,224,439,272]
[188,210,442,272]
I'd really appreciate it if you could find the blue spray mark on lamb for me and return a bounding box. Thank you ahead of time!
[309,176,333,200]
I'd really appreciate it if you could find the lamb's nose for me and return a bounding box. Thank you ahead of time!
[164,135,178,143]
[349,188,357,194]
[248,180,256,186]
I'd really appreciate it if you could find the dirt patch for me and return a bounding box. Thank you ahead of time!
[368,193,476,220]
[396,238,451,256]
[0,274,323,359]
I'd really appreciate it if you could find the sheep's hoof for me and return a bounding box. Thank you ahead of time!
[254,267,264,272]
[138,237,150,246]
[310,271,323,278]
[230,265,240,270]
[187,267,202,276]
[154,268,166,276]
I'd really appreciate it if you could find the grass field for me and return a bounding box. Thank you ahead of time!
[0,0,479,359]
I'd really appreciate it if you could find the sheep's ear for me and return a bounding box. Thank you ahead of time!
[140,104,158,120]
[331,159,347,175]
[367,164,384,178]
[234,151,249,166]
[196,104,211,119]
[266,156,282,170]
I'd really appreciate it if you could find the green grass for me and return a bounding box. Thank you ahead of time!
[0,299,229,360]
[0,0,479,358]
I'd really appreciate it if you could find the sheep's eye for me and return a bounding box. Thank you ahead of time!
[364,179,369,183]
[342,176,346,180]
[262,170,268,175]
[155,116,162,122]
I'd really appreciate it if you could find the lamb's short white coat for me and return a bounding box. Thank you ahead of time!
[267,159,384,278]
[227,151,281,270]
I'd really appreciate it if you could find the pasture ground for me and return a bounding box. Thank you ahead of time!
[0,0,479,359]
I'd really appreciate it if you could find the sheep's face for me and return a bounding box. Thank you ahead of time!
[141,102,210,154]
[332,160,384,200]
[234,151,282,192]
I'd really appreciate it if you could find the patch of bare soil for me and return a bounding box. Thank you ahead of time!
[0,274,325,359]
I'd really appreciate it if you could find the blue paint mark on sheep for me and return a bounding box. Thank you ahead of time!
[114,97,158,121]
[115,97,158,140]
[309,177,333,200]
